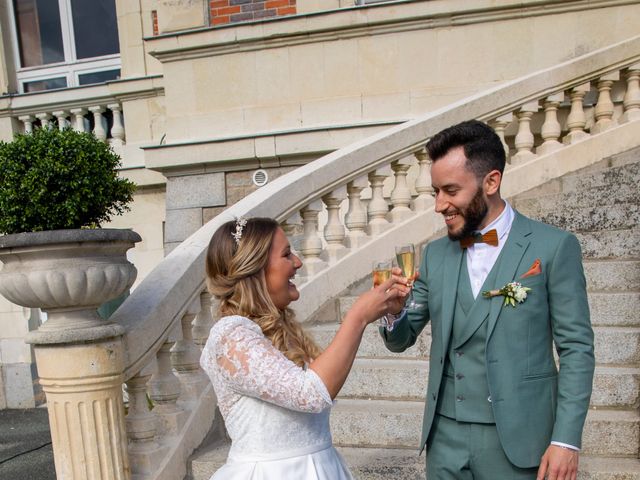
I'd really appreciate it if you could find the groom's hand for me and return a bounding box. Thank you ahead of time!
[537,445,579,480]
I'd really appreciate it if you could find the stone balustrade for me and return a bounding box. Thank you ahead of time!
[8,37,638,480]
[17,103,125,146]
[286,63,638,276]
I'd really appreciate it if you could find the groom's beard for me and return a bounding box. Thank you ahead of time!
[447,187,489,242]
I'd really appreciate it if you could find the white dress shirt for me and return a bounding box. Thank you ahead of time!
[466,200,513,298]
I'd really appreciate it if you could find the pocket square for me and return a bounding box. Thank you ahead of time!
[520,259,542,278]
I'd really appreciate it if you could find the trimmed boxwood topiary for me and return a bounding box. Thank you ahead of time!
[0,127,135,234]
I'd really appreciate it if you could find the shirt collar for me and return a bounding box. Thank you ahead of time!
[479,200,514,241]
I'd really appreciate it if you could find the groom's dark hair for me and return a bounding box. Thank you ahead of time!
[426,120,506,180]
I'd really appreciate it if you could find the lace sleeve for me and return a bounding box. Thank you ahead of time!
[210,317,332,413]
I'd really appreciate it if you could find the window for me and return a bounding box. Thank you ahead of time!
[11,0,121,93]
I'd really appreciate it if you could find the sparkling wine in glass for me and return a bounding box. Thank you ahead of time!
[372,260,392,287]
[395,244,422,309]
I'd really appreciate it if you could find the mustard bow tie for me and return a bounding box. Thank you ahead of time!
[460,229,499,249]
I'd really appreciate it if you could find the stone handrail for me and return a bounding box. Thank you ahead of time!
[109,34,640,478]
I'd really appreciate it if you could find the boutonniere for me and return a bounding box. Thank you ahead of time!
[482,282,531,307]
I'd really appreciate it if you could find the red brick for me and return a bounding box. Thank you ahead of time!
[212,15,230,24]
[217,5,241,15]
[210,0,229,7]
[277,6,296,15]
[265,0,288,9]
[151,10,159,36]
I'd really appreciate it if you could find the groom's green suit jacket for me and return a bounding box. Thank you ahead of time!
[382,211,595,468]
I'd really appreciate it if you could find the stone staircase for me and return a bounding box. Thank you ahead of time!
[187,155,640,479]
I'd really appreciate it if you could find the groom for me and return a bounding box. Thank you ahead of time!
[381,120,594,479]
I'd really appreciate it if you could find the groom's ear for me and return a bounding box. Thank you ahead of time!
[483,169,502,196]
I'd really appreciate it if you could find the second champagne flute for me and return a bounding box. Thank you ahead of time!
[395,244,422,309]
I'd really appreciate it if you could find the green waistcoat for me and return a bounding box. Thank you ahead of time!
[436,254,498,423]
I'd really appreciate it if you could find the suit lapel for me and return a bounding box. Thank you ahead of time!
[441,240,464,355]
[486,211,532,341]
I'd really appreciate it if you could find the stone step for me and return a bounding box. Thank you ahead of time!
[331,399,639,456]
[524,202,640,233]
[578,227,640,260]
[331,399,422,448]
[515,181,639,215]
[561,158,640,193]
[591,366,640,409]
[584,260,640,291]
[341,358,638,408]
[593,326,640,365]
[589,292,640,327]
[309,322,431,359]
[577,456,640,480]
[581,409,640,457]
[188,440,640,480]
[340,358,428,400]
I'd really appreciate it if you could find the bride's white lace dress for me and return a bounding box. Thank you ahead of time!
[200,315,354,479]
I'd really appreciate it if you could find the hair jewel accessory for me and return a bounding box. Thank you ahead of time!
[232,217,248,245]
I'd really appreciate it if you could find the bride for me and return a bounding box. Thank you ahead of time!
[201,217,407,479]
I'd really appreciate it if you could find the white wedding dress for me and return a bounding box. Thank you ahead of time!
[200,315,354,480]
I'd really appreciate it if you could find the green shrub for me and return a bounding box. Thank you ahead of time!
[0,127,136,234]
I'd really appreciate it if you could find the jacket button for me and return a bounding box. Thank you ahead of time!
[455,351,463,358]
[487,396,492,403]
[455,373,464,380]
[456,395,464,402]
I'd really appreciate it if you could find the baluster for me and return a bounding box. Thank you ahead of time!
[389,159,412,222]
[52,110,70,130]
[192,291,214,351]
[591,72,619,134]
[281,212,304,253]
[147,340,185,435]
[125,371,167,475]
[108,103,125,146]
[70,108,88,132]
[299,201,326,278]
[413,148,433,211]
[18,115,34,133]
[322,187,347,263]
[489,114,513,164]
[621,64,640,123]
[344,176,368,248]
[536,93,564,155]
[89,106,107,141]
[367,167,391,236]
[562,83,590,144]
[512,102,539,166]
[35,112,52,129]
[171,299,207,402]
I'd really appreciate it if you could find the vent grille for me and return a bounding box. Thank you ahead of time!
[252,169,268,187]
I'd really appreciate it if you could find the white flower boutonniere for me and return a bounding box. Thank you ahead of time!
[482,282,531,307]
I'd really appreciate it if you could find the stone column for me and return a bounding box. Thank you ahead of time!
[35,336,130,480]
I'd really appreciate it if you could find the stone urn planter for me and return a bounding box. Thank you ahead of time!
[0,228,141,344]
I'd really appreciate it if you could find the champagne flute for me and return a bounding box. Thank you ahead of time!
[373,260,393,327]
[372,260,392,287]
[395,244,422,309]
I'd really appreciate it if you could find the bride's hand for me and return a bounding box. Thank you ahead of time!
[349,274,409,325]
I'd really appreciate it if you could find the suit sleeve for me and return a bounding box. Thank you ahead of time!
[548,233,595,448]
[380,243,431,352]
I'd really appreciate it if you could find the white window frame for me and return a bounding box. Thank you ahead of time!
[8,0,121,93]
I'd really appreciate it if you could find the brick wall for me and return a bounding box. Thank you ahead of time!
[210,0,296,26]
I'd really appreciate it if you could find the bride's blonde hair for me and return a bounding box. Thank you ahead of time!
[206,217,321,366]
